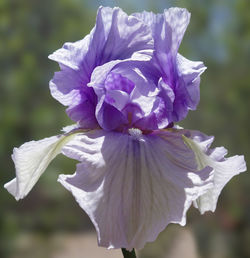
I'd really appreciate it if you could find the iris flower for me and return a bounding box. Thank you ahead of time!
[5,6,246,253]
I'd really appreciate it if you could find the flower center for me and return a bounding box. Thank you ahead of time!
[128,128,143,140]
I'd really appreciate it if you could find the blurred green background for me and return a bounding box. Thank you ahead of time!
[1,0,250,257]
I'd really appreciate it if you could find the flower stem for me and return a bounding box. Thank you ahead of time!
[121,248,137,258]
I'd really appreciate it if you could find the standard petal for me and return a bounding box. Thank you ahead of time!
[88,57,160,130]
[49,67,88,106]
[134,8,205,124]
[96,100,127,131]
[49,6,152,73]
[49,65,98,128]
[96,6,153,63]
[66,93,98,129]
[154,8,190,60]
[132,11,162,33]
[48,35,91,74]
[182,130,247,214]
[175,54,206,110]
[137,8,190,82]
[4,132,79,200]
[133,9,189,57]
[58,130,213,250]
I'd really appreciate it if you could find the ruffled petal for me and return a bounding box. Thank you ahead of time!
[96,100,127,131]
[48,6,152,127]
[132,11,162,33]
[4,132,79,200]
[66,93,98,129]
[88,57,160,130]
[49,35,91,74]
[49,67,89,106]
[58,130,213,250]
[175,54,206,110]
[49,6,152,74]
[154,8,190,61]
[135,8,190,73]
[96,7,153,63]
[134,8,205,123]
[181,129,247,214]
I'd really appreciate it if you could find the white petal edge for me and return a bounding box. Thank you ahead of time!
[182,133,247,214]
[58,129,214,250]
[4,131,81,200]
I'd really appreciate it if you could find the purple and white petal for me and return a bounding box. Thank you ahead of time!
[59,130,213,250]
[4,132,79,200]
[182,130,247,214]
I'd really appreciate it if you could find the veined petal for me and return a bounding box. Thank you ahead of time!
[176,54,206,110]
[59,130,213,250]
[98,6,153,63]
[4,132,80,200]
[49,67,89,106]
[182,130,247,214]
[133,8,190,56]
[48,35,91,73]
[154,8,190,59]
[49,6,152,73]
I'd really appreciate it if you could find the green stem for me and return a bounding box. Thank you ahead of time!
[121,248,137,258]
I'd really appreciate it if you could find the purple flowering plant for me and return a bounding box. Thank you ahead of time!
[5,6,246,257]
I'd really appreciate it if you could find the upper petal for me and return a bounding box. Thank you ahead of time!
[98,7,153,63]
[133,8,190,55]
[132,11,162,33]
[182,129,247,214]
[49,66,90,106]
[48,7,153,128]
[134,8,205,123]
[49,6,152,74]
[59,130,213,250]
[4,131,81,200]
[49,35,91,74]
[135,8,190,74]
[154,8,190,60]
[175,54,206,111]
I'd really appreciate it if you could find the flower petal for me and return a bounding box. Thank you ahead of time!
[134,8,205,123]
[49,6,152,73]
[95,6,153,63]
[175,54,206,110]
[134,8,190,71]
[49,35,91,73]
[154,8,190,60]
[49,67,90,106]
[96,100,127,131]
[58,130,213,250]
[132,11,162,33]
[49,64,98,128]
[48,6,152,127]
[66,94,98,129]
[182,130,247,214]
[4,133,78,200]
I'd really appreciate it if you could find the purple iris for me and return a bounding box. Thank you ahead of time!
[49,6,205,132]
[5,6,246,252]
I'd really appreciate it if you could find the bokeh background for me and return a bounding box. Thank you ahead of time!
[1,0,250,257]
